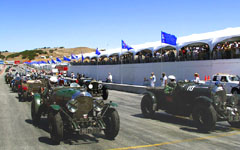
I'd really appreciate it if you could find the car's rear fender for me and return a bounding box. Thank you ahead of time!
[143,91,157,110]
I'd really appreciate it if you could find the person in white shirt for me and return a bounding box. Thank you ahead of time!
[161,72,168,87]
[193,73,200,83]
[149,72,156,87]
[107,72,112,83]
[71,72,75,79]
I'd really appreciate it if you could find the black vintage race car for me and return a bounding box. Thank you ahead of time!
[78,77,109,100]
[31,82,119,144]
[141,81,240,132]
[5,73,13,84]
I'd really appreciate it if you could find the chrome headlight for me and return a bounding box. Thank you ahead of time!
[88,84,93,89]
[98,84,103,89]
[66,99,78,113]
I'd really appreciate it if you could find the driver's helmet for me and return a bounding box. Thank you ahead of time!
[49,76,58,87]
[168,75,176,83]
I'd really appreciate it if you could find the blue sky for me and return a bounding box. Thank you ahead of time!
[0,0,239,52]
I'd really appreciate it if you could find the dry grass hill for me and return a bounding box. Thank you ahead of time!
[1,47,95,62]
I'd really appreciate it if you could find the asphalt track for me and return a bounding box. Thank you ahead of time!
[1,72,240,150]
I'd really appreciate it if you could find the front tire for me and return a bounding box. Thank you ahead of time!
[104,108,120,140]
[102,88,109,100]
[48,111,63,145]
[232,88,239,95]
[18,93,22,102]
[31,100,41,126]
[141,94,155,118]
[192,104,217,132]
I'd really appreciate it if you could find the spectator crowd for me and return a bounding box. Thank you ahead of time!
[71,41,240,66]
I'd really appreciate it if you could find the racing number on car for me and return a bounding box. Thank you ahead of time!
[187,86,195,91]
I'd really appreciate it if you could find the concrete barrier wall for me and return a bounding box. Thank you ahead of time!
[68,59,240,86]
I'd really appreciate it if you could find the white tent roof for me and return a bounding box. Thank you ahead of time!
[76,27,240,57]
[177,27,240,50]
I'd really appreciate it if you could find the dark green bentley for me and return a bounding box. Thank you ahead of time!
[141,81,240,132]
[31,83,120,144]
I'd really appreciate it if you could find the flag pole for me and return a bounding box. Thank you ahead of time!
[96,48,99,80]
[120,41,123,84]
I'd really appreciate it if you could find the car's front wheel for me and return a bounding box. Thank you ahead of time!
[31,100,41,126]
[104,108,120,140]
[232,88,239,95]
[141,94,155,118]
[18,93,22,102]
[48,111,63,145]
[192,104,217,132]
[102,88,109,100]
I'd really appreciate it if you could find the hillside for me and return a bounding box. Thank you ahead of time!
[1,47,95,62]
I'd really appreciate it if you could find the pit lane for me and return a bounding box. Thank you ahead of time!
[0,73,240,150]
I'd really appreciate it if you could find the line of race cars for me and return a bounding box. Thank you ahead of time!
[4,65,240,145]
[4,66,119,144]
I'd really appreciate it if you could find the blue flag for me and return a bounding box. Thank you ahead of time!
[71,54,77,59]
[51,59,56,64]
[81,54,84,62]
[122,40,133,50]
[41,61,47,64]
[161,31,177,46]
[95,48,101,55]
[63,56,71,61]
[56,57,62,63]
[47,60,51,64]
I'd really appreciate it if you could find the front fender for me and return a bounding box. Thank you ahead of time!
[143,91,157,110]
[195,96,213,106]
[33,93,42,113]
[50,105,61,111]
[103,84,108,89]
[109,101,118,107]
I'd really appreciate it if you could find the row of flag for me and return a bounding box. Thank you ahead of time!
[120,31,177,50]
[25,31,177,65]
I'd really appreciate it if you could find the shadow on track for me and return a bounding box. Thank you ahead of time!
[132,113,234,134]
[25,118,101,145]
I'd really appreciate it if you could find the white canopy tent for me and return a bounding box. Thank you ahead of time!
[75,27,240,58]
[177,27,240,51]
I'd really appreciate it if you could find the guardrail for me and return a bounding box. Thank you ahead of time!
[104,82,147,94]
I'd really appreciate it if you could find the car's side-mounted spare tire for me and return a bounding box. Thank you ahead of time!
[104,108,120,140]
[141,94,155,118]
[192,103,217,132]
[48,111,63,145]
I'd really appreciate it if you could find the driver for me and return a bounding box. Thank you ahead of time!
[164,75,177,94]
[168,75,177,87]
[48,76,59,88]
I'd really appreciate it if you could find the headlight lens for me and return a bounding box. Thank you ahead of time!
[66,99,78,113]
[98,84,103,89]
[88,84,93,89]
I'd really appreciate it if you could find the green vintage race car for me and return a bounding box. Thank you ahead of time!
[141,81,240,132]
[31,83,120,144]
